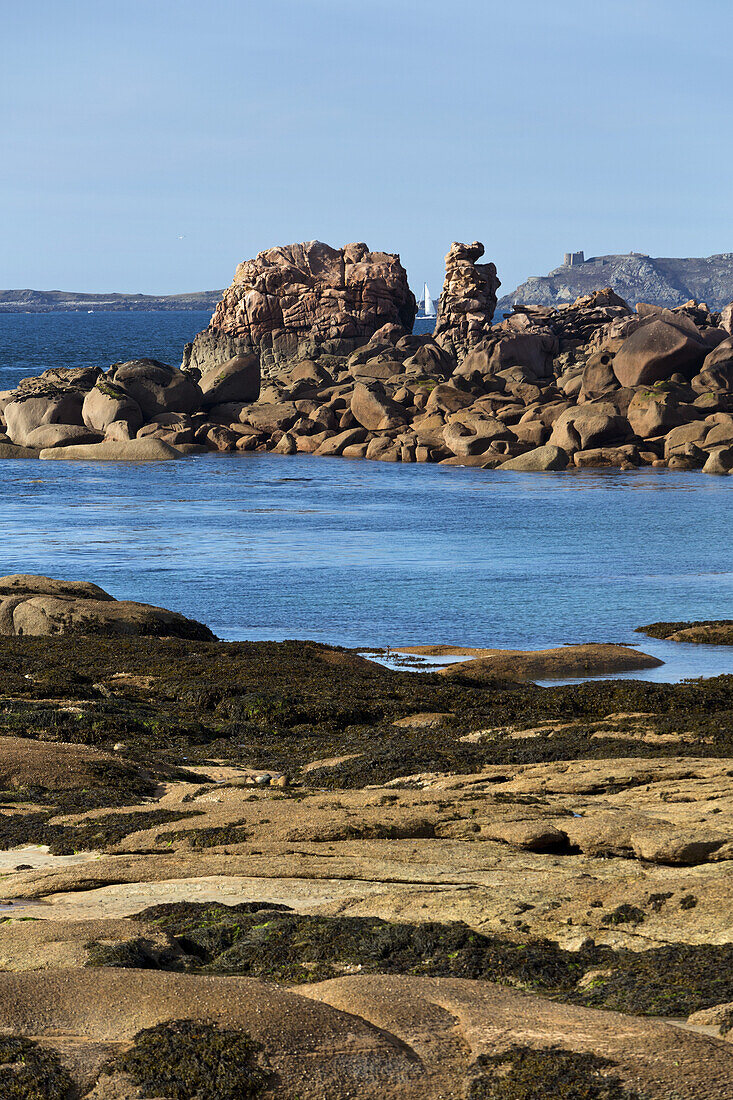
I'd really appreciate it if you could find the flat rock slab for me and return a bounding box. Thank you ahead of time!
[8,874,405,921]
[435,642,663,681]
[39,437,180,461]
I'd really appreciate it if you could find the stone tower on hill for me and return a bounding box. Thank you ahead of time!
[497,252,733,317]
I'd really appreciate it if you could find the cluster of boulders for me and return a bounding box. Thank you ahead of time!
[1,239,732,473]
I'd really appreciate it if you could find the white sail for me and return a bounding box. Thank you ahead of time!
[423,282,436,317]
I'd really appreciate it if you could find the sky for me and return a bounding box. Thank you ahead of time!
[2,0,732,297]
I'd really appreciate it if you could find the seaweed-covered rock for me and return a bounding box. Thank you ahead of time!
[466,1046,643,1100]
[637,619,733,645]
[82,379,144,434]
[103,1018,270,1099]
[0,1034,75,1100]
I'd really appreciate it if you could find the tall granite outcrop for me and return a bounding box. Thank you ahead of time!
[433,241,501,363]
[183,241,416,375]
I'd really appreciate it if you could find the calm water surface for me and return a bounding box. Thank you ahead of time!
[0,310,211,391]
[0,454,731,681]
[0,312,731,682]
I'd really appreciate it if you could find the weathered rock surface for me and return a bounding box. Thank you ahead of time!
[0,968,728,1100]
[497,444,569,471]
[82,380,144,435]
[197,353,261,407]
[437,643,663,681]
[23,423,102,449]
[613,316,709,387]
[184,240,416,374]
[110,358,203,418]
[0,633,732,1095]
[4,393,86,446]
[433,240,500,362]
[2,239,732,476]
[0,575,214,639]
[638,619,733,645]
[40,438,181,461]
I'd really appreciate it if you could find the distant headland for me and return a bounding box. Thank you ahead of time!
[498,251,733,316]
[0,288,224,313]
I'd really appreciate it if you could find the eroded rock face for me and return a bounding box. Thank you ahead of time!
[612,316,709,387]
[110,359,203,419]
[184,240,416,375]
[433,240,500,362]
[82,380,144,435]
[0,575,214,639]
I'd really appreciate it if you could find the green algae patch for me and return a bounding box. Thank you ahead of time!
[87,904,733,1020]
[118,904,589,990]
[573,941,733,1017]
[104,1019,271,1100]
[0,808,202,855]
[0,1034,74,1100]
[637,620,733,645]
[1,637,733,791]
[466,1046,647,1100]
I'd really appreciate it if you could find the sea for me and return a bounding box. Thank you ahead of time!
[0,310,731,683]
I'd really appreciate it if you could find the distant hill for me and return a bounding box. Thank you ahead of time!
[0,289,223,313]
[496,252,733,316]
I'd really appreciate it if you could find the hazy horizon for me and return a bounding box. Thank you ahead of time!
[4,0,731,297]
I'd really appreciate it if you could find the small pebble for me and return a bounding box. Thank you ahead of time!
[255,774,272,786]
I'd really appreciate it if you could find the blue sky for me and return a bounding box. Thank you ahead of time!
[2,0,731,296]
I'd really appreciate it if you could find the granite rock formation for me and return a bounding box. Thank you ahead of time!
[183,240,416,375]
[2,239,733,474]
[0,575,214,639]
[433,240,500,362]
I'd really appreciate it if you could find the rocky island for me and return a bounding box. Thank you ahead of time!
[0,577,732,1097]
[1,237,732,475]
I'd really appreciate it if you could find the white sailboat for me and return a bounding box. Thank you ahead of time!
[419,282,436,318]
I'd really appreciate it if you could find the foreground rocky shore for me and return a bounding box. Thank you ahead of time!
[0,579,732,1097]
[1,239,732,473]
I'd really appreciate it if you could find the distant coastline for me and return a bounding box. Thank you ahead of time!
[0,288,223,313]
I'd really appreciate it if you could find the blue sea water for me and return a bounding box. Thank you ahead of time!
[0,310,212,392]
[0,310,731,682]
